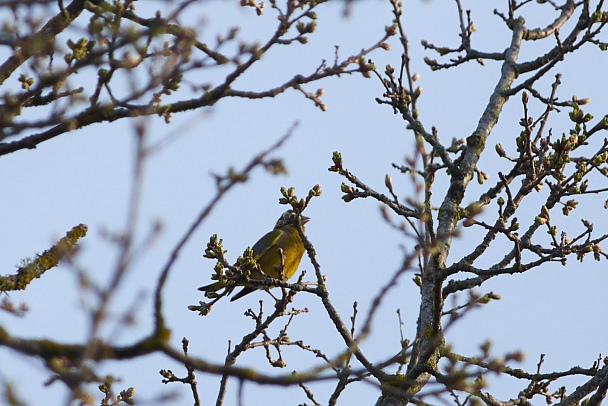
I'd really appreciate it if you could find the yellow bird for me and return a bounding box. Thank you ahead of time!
[199,210,310,301]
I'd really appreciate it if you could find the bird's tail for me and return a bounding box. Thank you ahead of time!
[198,281,225,294]
[230,286,256,301]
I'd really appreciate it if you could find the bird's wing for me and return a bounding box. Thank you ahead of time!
[251,228,284,274]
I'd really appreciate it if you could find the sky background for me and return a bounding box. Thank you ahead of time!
[1,1,607,405]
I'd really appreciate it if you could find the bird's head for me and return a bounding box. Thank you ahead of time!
[274,210,310,229]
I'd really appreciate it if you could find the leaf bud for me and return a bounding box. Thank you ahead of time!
[385,174,393,191]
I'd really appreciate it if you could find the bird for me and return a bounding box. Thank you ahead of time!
[198,210,309,301]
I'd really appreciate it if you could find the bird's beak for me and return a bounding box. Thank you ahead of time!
[301,215,310,225]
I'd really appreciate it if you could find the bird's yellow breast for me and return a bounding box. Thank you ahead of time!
[252,224,305,281]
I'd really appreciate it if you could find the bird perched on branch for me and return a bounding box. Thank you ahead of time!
[199,210,309,301]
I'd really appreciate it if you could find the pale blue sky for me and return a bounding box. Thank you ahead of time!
[1,1,607,405]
